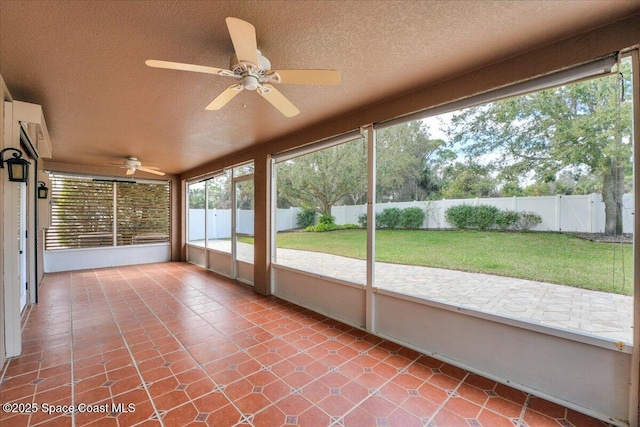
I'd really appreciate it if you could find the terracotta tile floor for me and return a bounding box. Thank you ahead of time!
[0,262,611,426]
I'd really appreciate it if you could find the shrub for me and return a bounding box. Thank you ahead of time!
[495,210,521,230]
[446,205,541,231]
[378,208,402,229]
[297,207,317,228]
[400,207,426,229]
[445,204,500,230]
[474,205,500,230]
[306,223,337,232]
[445,204,476,229]
[305,223,360,232]
[340,224,361,230]
[517,211,542,231]
[318,214,335,226]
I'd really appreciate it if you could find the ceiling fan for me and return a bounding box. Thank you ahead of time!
[145,17,340,117]
[110,157,166,176]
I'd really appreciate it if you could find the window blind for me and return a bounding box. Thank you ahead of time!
[46,176,114,249]
[45,175,170,250]
[117,182,170,245]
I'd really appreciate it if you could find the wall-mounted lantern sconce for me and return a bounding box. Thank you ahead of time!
[37,181,49,199]
[0,147,30,183]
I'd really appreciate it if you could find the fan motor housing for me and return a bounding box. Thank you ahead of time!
[230,51,271,75]
[125,158,141,168]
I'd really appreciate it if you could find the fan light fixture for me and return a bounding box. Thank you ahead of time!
[145,17,340,117]
[37,181,49,199]
[0,147,30,183]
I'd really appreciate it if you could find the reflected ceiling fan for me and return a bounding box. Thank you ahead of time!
[145,17,340,117]
[110,157,166,176]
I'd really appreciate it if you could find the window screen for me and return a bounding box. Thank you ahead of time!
[45,175,169,250]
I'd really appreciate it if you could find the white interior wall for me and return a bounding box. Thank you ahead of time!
[44,244,170,273]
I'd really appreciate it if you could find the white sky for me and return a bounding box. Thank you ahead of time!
[422,112,454,142]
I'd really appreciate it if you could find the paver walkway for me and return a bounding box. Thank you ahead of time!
[200,240,633,344]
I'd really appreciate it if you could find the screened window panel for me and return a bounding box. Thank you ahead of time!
[117,182,170,245]
[46,176,114,249]
[45,175,170,250]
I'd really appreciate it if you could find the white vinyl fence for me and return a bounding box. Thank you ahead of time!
[188,208,302,240]
[188,194,634,237]
[332,194,634,233]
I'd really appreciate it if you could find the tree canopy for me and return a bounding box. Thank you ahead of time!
[447,61,632,234]
[276,139,367,214]
[275,122,448,214]
[376,121,447,202]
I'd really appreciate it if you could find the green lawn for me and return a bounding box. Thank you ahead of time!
[272,229,633,295]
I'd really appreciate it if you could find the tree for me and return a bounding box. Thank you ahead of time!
[188,184,205,209]
[207,173,232,209]
[276,140,367,214]
[376,121,448,202]
[440,162,498,199]
[447,61,632,235]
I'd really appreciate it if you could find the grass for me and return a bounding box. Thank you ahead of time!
[270,229,633,295]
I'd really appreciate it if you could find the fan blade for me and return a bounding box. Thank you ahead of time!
[126,168,135,175]
[138,166,166,176]
[145,60,231,76]
[271,69,341,85]
[258,85,300,117]
[225,17,259,66]
[205,85,244,110]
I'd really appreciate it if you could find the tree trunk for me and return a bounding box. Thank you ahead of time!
[602,160,625,236]
[321,202,331,216]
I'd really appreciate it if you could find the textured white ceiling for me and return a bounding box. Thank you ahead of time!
[1,1,638,175]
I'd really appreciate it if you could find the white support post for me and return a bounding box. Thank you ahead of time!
[3,101,21,357]
[112,182,117,246]
[365,125,376,333]
[204,181,209,250]
[271,160,278,266]
[628,48,640,427]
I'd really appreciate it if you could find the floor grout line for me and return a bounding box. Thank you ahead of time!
[424,371,470,426]
[124,265,342,423]
[134,264,507,425]
[135,263,444,425]
[129,265,294,424]
[127,265,323,426]
[2,262,615,427]
[516,393,531,427]
[20,303,34,333]
[112,265,250,425]
[93,267,166,427]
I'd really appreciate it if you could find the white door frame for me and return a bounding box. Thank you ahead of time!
[232,173,254,282]
[3,101,22,357]
[19,181,27,312]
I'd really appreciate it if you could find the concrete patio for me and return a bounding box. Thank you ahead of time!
[198,239,633,344]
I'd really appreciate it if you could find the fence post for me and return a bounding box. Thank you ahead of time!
[588,194,594,233]
[207,208,218,239]
[512,196,517,211]
[556,195,562,231]
[290,207,294,230]
[441,199,447,229]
